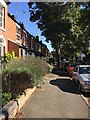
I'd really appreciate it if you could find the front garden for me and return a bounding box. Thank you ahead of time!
[2,52,50,106]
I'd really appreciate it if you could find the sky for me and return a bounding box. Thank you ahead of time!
[8,2,53,52]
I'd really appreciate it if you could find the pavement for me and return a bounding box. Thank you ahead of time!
[16,73,90,119]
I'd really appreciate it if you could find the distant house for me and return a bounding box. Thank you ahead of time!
[42,43,48,57]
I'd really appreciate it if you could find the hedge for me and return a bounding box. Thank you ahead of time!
[2,56,50,106]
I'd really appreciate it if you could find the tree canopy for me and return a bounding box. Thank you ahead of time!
[28,2,90,62]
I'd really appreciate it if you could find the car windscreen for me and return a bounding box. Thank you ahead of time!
[79,67,90,74]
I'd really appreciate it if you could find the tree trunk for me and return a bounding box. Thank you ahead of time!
[56,49,60,67]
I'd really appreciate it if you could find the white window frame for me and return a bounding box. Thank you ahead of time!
[0,45,4,57]
[0,1,6,7]
[0,35,6,59]
[0,35,6,47]
[0,1,6,30]
[16,24,20,43]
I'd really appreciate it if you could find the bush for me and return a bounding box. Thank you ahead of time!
[2,51,16,64]
[2,56,50,100]
[2,92,12,106]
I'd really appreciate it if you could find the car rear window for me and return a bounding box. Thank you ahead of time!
[79,67,90,74]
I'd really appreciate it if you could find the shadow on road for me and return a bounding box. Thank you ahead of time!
[83,93,90,97]
[50,78,80,94]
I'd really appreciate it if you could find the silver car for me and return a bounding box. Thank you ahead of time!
[72,65,90,93]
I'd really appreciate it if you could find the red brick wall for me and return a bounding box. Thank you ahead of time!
[28,36,37,51]
[26,32,31,48]
[32,39,37,51]
[0,4,17,52]
[0,6,16,39]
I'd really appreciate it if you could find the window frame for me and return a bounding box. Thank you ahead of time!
[23,31,26,46]
[16,24,20,42]
[0,4,5,29]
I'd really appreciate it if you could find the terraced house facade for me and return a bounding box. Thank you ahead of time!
[0,0,50,61]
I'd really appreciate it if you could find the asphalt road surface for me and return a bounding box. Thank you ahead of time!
[17,74,90,119]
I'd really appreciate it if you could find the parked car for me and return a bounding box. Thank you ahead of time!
[72,65,90,93]
[52,66,66,76]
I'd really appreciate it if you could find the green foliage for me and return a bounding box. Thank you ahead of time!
[2,51,16,64]
[2,56,50,101]
[2,92,12,106]
[48,58,55,65]
[28,2,90,61]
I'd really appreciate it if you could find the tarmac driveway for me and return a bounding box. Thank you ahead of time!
[17,74,89,119]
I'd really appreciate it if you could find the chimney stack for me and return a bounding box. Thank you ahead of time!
[36,35,39,41]
[19,22,24,29]
[9,13,16,20]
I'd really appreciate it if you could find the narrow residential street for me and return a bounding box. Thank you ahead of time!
[16,73,90,119]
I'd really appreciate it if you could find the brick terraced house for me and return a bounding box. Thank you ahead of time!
[0,0,50,61]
